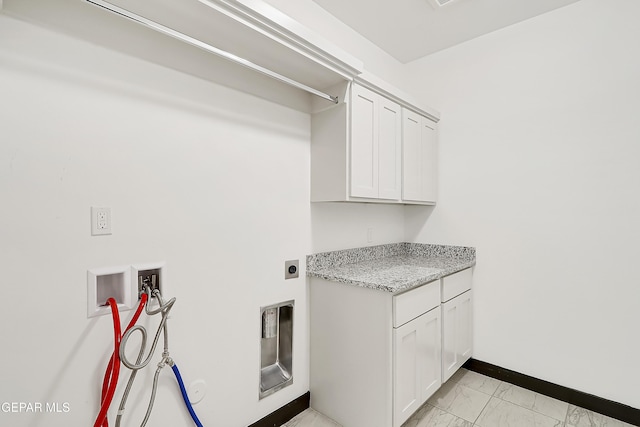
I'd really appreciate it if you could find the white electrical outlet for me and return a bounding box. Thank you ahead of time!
[91,207,112,236]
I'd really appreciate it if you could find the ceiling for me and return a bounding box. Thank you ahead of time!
[310,0,583,63]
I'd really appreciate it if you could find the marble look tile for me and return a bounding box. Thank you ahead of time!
[426,381,492,423]
[494,381,569,421]
[565,405,635,427]
[282,409,341,427]
[449,368,501,395]
[401,404,473,427]
[475,397,564,427]
[601,416,637,427]
[566,405,605,426]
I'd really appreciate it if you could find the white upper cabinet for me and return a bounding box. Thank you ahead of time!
[350,84,401,200]
[350,84,378,198]
[378,97,403,200]
[311,80,438,204]
[402,109,438,204]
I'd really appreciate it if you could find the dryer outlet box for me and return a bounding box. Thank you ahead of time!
[284,260,299,279]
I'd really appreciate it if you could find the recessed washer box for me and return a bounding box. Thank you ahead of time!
[87,265,136,318]
[132,262,165,300]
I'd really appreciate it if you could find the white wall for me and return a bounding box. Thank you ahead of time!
[261,0,409,254]
[0,14,312,426]
[404,0,640,409]
[7,0,638,424]
[0,0,411,423]
[311,203,405,253]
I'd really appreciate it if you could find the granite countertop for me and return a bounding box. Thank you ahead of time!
[306,242,475,294]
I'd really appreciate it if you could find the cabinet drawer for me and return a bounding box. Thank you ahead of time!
[441,268,472,302]
[393,280,440,328]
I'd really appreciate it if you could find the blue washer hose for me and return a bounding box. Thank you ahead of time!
[171,363,204,427]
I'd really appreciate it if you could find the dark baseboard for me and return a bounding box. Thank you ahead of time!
[463,358,640,427]
[248,392,310,427]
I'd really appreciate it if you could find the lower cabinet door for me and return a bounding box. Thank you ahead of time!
[442,290,473,382]
[393,308,442,427]
[393,319,421,427]
[418,307,442,402]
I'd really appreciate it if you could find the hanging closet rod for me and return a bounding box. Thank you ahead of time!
[85,0,339,104]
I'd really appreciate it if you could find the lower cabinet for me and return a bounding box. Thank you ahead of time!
[442,289,473,382]
[441,269,473,383]
[309,267,472,427]
[393,307,441,427]
[309,278,442,427]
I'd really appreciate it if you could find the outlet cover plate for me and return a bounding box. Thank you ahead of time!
[91,207,112,236]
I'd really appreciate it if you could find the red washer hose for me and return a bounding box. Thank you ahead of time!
[94,294,148,427]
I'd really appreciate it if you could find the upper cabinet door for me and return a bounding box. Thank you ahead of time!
[350,84,378,199]
[310,80,438,204]
[402,109,438,204]
[421,119,437,203]
[402,110,422,201]
[350,84,401,200]
[377,97,402,200]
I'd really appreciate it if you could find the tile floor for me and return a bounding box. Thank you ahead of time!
[282,369,635,427]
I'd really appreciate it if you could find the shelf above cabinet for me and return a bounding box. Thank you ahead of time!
[2,0,364,109]
[100,0,363,88]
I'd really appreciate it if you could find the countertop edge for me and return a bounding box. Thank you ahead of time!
[306,243,476,294]
[308,260,475,294]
